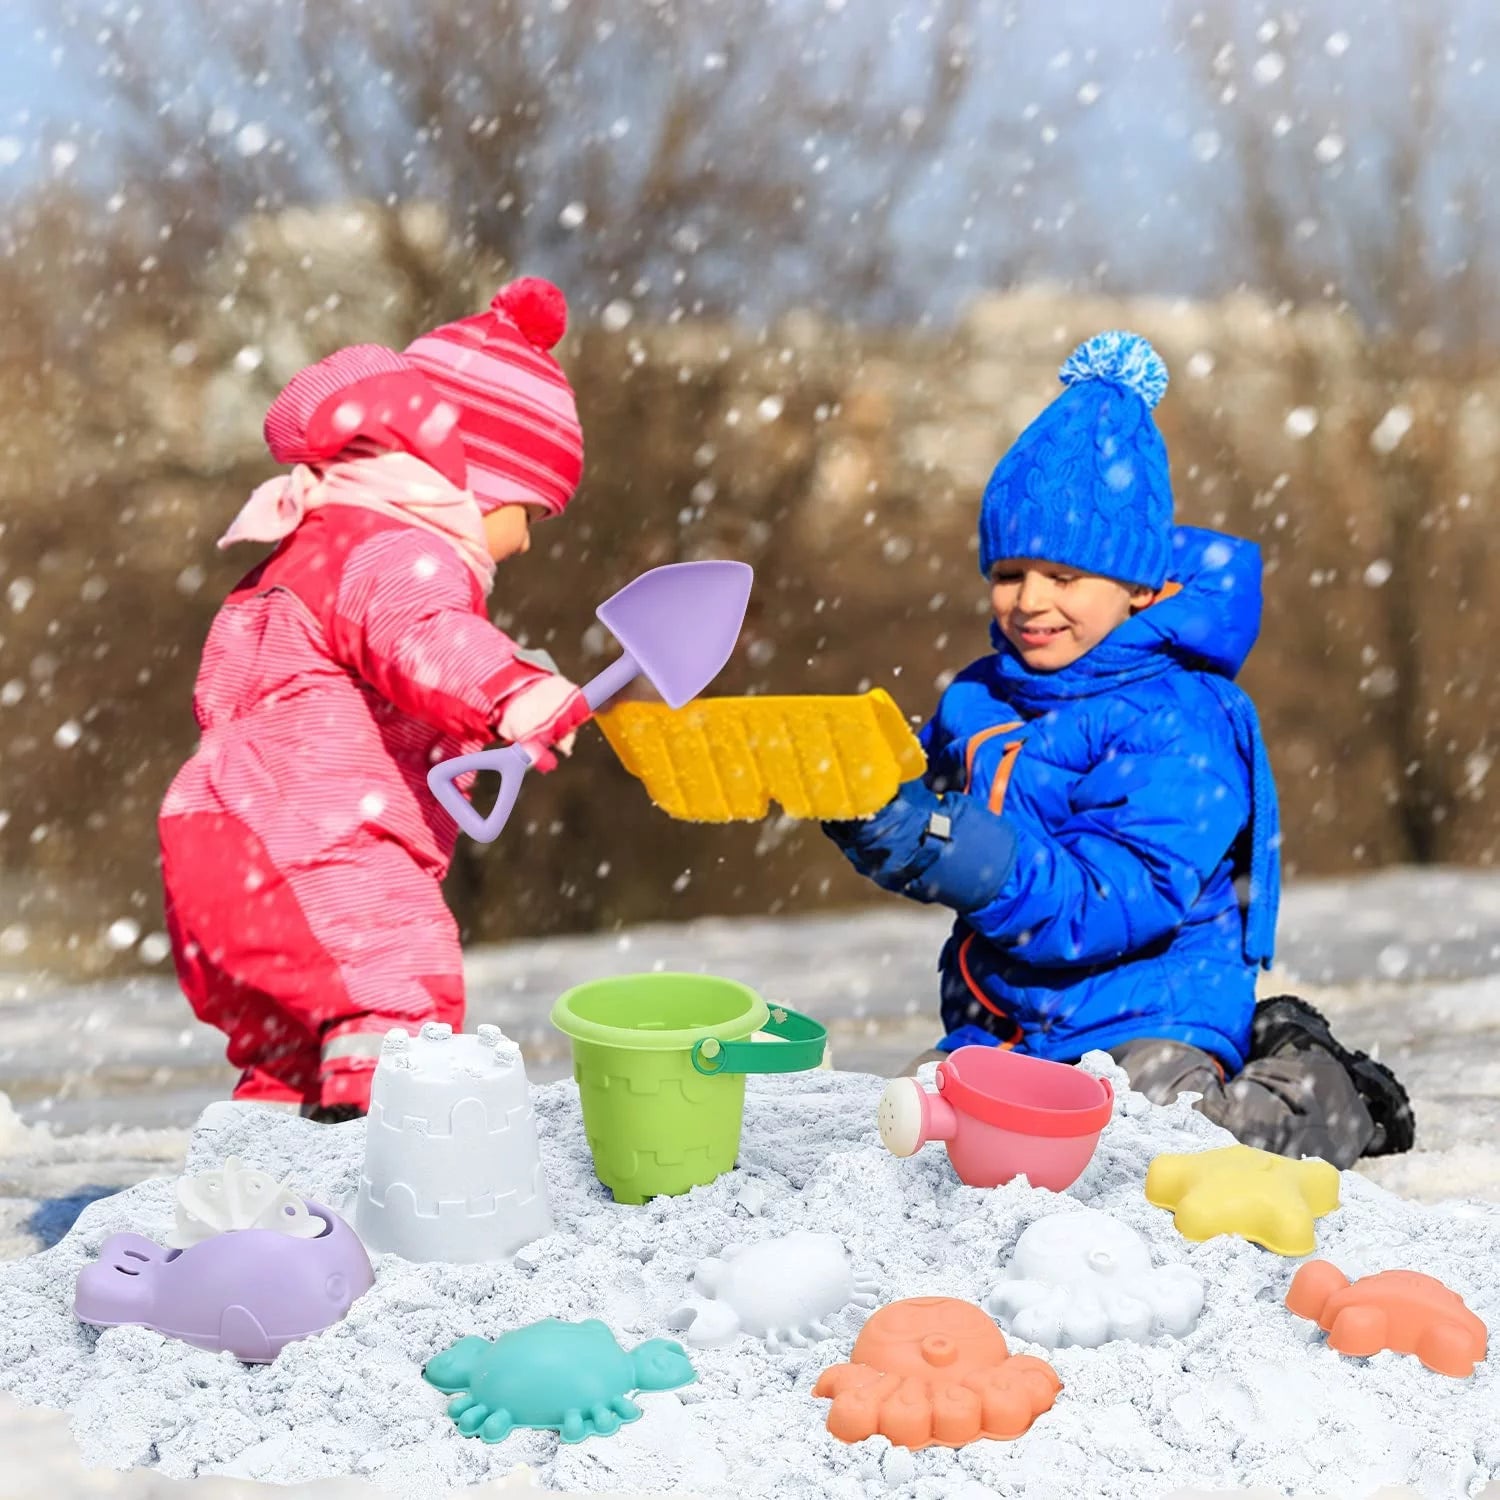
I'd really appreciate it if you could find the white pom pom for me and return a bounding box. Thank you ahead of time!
[1059,331,1169,409]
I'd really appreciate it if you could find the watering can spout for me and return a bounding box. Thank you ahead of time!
[877,1077,957,1158]
[427,559,754,843]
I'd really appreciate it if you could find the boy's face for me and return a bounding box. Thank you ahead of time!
[989,558,1156,670]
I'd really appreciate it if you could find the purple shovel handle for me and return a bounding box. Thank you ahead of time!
[426,744,534,844]
[427,558,753,845]
[426,653,642,844]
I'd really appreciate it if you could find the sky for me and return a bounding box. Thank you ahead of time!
[0,0,1496,324]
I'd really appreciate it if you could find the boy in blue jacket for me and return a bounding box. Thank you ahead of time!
[824,332,1413,1169]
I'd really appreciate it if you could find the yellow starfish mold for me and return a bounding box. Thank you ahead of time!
[1143,1143,1341,1256]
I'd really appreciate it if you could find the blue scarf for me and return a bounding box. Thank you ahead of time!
[987,620,1280,967]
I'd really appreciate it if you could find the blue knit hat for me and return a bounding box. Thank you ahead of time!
[978,331,1174,588]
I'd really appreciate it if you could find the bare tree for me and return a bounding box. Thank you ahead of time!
[1175,0,1500,865]
[9,0,1012,336]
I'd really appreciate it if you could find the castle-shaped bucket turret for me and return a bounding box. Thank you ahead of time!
[355,1022,553,1263]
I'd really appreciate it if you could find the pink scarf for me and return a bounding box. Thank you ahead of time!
[217,449,495,592]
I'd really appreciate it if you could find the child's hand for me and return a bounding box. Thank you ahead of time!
[822,780,944,890]
[823,779,1017,913]
[496,675,592,771]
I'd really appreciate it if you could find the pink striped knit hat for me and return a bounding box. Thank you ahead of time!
[404,277,584,517]
[262,344,469,487]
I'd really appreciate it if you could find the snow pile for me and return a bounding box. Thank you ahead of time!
[0,1063,1496,1499]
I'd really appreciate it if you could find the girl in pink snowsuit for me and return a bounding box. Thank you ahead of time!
[159,279,590,1118]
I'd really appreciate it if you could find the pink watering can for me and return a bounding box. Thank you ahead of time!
[877,1046,1113,1192]
[428,560,752,844]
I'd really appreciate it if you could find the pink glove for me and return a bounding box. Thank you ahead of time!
[494,675,591,773]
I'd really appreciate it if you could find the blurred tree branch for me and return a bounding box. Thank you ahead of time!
[1175,0,1500,865]
[13,0,1003,343]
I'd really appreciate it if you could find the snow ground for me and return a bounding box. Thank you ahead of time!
[6,1071,1500,1500]
[0,868,1497,1497]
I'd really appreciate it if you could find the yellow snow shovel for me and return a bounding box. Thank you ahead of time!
[595,688,926,822]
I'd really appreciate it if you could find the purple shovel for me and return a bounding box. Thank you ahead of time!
[427,559,753,844]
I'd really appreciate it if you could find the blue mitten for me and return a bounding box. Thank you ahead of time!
[822,780,944,893]
[903,789,1017,912]
[823,780,1017,912]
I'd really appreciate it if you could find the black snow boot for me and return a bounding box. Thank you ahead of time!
[1250,995,1416,1157]
[300,1103,366,1124]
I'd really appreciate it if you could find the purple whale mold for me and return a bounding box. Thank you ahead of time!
[73,1199,373,1363]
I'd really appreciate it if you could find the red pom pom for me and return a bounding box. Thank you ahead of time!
[492,277,567,350]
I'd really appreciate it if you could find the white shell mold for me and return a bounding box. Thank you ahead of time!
[167,1157,322,1247]
[669,1229,880,1350]
[986,1207,1205,1348]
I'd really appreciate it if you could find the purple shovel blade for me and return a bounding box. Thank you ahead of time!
[427,559,753,843]
[595,560,752,708]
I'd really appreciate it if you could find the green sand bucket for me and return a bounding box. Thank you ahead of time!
[550,973,827,1204]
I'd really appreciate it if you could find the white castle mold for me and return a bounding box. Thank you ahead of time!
[354,1022,553,1264]
[986,1208,1204,1348]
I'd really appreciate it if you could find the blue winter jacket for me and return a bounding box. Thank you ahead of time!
[922,526,1281,1073]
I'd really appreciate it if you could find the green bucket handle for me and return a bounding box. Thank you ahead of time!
[690,1004,827,1077]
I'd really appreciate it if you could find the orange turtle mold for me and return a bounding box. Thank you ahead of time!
[1286,1260,1488,1378]
[1144,1143,1341,1256]
[812,1296,1061,1449]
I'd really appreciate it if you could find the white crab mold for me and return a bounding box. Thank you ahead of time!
[986,1207,1204,1349]
[167,1157,322,1247]
[669,1229,879,1350]
[354,1022,553,1264]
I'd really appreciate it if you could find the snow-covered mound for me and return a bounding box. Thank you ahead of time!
[0,1062,1496,1499]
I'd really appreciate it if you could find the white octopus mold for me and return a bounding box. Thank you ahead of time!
[670,1230,879,1350]
[986,1208,1204,1348]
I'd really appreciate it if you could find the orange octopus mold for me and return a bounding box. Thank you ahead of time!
[1286,1260,1489,1378]
[813,1296,1061,1449]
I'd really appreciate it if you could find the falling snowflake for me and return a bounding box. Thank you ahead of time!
[1252,53,1285,85]
[106,918,141,951]
[235,123,270,157]
[1191,130,1221,163]
[601,299,633,332]
[1284,407,1319,439]
[1370,407,1413,454]
[139,933,172,965]
[1376,944,1411,979]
